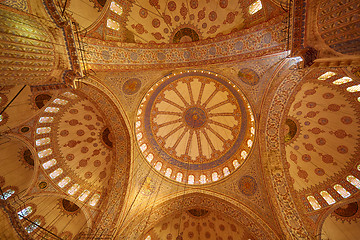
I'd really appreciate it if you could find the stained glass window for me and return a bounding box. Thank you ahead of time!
[233,160,240,169]
[188,175,195,184]
[68,184,80,195]
[140,143,147,152]
[39,117,53,123]
[0,189,15,200]
[44,107,59,113]
[223,167,230,176]
[110,1,123,16]
[36,127,51,134]
[0,115,3,122]
[42,159,56,170]
[136,121,141,128]
[53,98,68,105]
[358,97,360,102]
[199,175,207,184]
[25,219,41,233]
[155,162,162,171]
[212,172,219,182]
[18,206,33,219]
[250,127,255,135]
[89,194,100,206]
[320,191,336,205]
[58,177,71,188]
[146,153,153,162]
[36,137,50,146]
[346,175,360,189]
[62,92,77,99]
[176,172,183,182]
[137,132,143,140]
[332,77,353,85]
[241,150,247,159]
[249,0,262,15]
[318,72,336,80]
[107,19,120,31]
[49,168,63,179]
[334,184,351,198]
[307,196,321,210]
[165,168,172,177]
[79,190,90,201]
[145,236,151,240]
[247,139,253,148]
[347,84,360,93]
[38,148,52,158]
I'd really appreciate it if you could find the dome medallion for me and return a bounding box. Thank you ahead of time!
[136,70,255,184]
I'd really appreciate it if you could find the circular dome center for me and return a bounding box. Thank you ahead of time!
[184,107,206,128]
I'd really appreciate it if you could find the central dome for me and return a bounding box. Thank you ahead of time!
[135,70,255,184]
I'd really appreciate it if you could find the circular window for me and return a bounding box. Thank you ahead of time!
[135,70,255,184]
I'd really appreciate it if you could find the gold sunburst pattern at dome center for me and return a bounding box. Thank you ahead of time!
[136,70,256,184]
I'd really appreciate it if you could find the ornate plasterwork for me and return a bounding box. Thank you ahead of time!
[135,70,255,184]
[83,14,286,71]
[117,193,281,240]
[261,59,312,239]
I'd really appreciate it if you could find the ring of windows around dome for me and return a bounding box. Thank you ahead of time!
[303,71,360,212]
[34,91,101,207]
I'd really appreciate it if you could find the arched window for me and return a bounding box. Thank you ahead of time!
[67,184,80,195]
[318,72,336,80]
[334,184,351,198]
[199,175,207,184]
[62,92,77,99]
[233,160,240,169]
[44,107,59,113]
[110,1,123,16]
[58,177,71,188]
[89,194,100,206]
[165,168,172,177]
[247,139,253,148]
[249,0,262,15]
[146,153,153,162]
[346,175,360,189]
[38,148,52,158]
[36,137,51,146]
[332,77,353,85]
[25,219,41,233]
[223,167,230,176]
[320,191,336,205]
[79,190,90,201]
[307,196,321,210]
[42,159,57,170]
[188,175,195,184]
[36,127,51,134]
[0,189,15,200]
[212,172,219,182]
[49,168,63,179]
[39,117,54,123]
[241,150,247,159]
[347,84,360,93]
[53,98,68,105]
[18,206,33,219]
[154,162,162,171]
[176,172,183,182]
[107,19,120,30]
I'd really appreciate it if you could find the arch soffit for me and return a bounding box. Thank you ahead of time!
[258,59,312,239]
[117,192,281,240]
[73,80,132,229]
